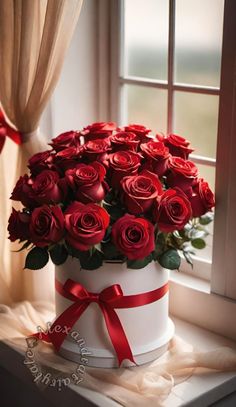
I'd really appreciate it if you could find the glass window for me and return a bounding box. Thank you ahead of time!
[175,0,224,87]
[124,0,169,80]
[124,85,167,133]
[174,92,219,159]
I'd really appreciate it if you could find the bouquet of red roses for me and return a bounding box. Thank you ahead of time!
[8,122,215,271]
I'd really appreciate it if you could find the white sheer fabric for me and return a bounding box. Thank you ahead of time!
[0,302,236,407]
[0,0,83,303]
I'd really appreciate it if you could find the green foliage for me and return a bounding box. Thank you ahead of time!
[24,247,49,270]
[199,212,214,225]
[158,249,181,270]
[79,249,104,270]
[103,202,125,223]
[49,244,68,266]
[127,254,153,269]
[191,238,206,249]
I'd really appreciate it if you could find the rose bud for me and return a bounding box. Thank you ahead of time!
[163,134,194,159]
[140,141,170,176]
[82,138,111,164]
[31,170,67,204]
[155,132,165,142]
[189,178,215,217]
[8,209,30,242]
[49,131,81,151]
[153,188,192,232]
[81,122,116,141]
[109,131,140,152]
[65,161,108,203]
[28,150,55,176]
[108,150,141,188]
[121,170,163,214]
[167,156,198,191]
[120,124,152,142]
[54,146,83,172]
[10,174,36,208]
[111,214,155,260]
[65,202,110,251]
[30,205,65,247]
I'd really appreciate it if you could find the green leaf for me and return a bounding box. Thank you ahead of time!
[103,189,117,204]
[158,249,181,270]
[155,232,166,245]
[127,254,153,269]
[102,241,124,260]
[65,243,81,259]
[199,213,214,225]
[103,203,124,222]
[191,238,206,249]
[79,249,104,270]
[24,247,49,270]
[49,244,68,266]
[183,250,193,268]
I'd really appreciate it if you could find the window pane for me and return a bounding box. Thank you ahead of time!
[174,92,219,159]
[124,0,169,80]
[124,85,167,134]
[175,0,224,87]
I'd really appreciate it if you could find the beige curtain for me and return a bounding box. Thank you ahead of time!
[0,0,83,304]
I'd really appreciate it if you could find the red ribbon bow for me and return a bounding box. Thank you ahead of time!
[34,278,169,366]
[0,109,22,153]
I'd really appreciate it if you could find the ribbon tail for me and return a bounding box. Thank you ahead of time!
[33,301,89,351]
[32,332,52,343]
[100,303,136,366]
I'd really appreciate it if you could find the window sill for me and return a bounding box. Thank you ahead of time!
[169,271,236,341]
[0,317,236,407]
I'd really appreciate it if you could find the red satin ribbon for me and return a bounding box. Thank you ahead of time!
[0,109,22,153]
[34,278,169,366]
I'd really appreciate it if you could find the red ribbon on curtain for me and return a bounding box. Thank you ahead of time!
[0,109,22,153]
[33,278,169,366]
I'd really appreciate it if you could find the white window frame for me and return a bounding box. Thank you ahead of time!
[98,0,236,339]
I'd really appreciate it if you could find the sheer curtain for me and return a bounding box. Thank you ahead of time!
[0,0,83,304]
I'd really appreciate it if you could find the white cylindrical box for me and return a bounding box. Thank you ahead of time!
[55,258,174,368]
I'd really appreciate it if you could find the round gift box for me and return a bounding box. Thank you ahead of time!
[55,258,174,368]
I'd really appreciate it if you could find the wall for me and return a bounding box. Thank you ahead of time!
[40,0,98,139]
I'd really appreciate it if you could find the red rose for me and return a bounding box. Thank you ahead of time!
[10,174,36,208]
[109,131,140,152]
[65,202,110,251]
[81,122,116,141]
[153,188,192,232]
[28,150,55,176]
[8,209,30,242]
[32,170,67,204]
[111,214,155,260]
[189,178,215,217]
[30,205,65,247]
[140,141,170,176]
[65,161,108,203]
[108,150,141,188]
[54,146,83,172]
[121,170,163,214]
[82,138,111,163]
[167,156,198,191]
[50,131,81,151]
[121,124,152,142]
[163,134,194,159]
